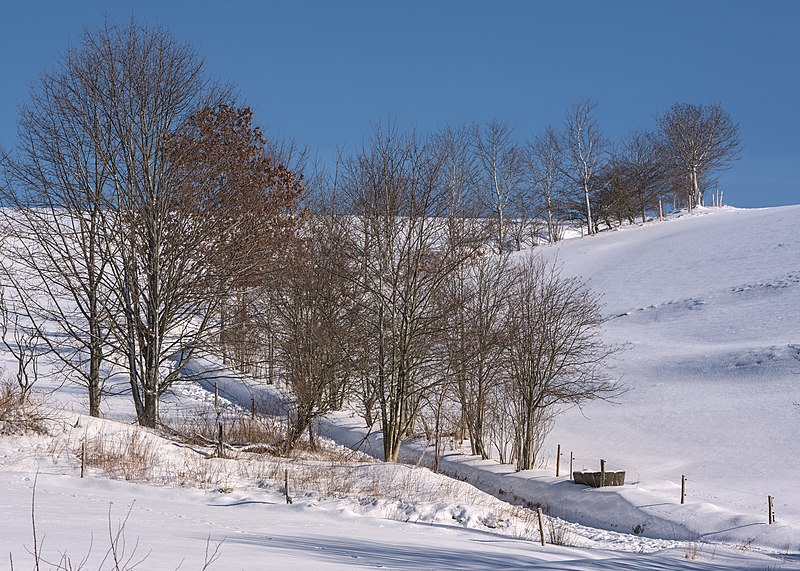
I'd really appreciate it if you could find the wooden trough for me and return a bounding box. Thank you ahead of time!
[573,470,625,488]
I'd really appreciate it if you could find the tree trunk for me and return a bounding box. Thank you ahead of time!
[141,388,159,428]
[691,166,701,208]
[583,183,594,235]
[88,348,102,417]
[546,196,556,243]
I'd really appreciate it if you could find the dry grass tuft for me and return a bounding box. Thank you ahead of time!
[547,516,578,546]
[80,428,159,481]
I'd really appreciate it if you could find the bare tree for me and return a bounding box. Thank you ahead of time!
[78,21,223,428]
[445,252,512,459]
[525,128,565,243]
[109,89,304,427]
[657,103,741,208]
[598,130,669,227]
[472,121,525,252]
[435,125,487,253]
[0,288,41,404]
[3,20,305,428]
[0,27,120,416]
[269,195,357,450]
[558,101,607,235]
[340,124,479,462]
[505,254,623,471]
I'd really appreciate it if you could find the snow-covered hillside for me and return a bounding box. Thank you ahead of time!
[1,205,799,569]
[541,205,800,529]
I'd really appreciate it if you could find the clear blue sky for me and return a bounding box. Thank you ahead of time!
[1,1,798,207]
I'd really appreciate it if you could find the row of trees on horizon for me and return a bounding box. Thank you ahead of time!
[0,20,740,468]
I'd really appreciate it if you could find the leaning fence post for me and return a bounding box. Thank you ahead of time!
[285,469,292,505]
[537,507,546,546]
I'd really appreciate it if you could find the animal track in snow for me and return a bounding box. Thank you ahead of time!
[731,271,800,294]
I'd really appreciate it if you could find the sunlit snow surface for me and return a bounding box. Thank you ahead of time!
[540,207,800,528]
[2,205,800,569]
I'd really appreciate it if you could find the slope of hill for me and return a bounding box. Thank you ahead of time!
[539,205,800,527]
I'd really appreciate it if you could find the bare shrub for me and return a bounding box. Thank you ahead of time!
[0,381,49,434]
[164,408,289,459]
[21,473,223,570]
[506,505,541,540]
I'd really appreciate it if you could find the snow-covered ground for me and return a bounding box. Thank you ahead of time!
[2,205,800,569]
[543,206,800,529]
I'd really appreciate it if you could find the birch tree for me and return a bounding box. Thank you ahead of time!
[558,101,606,235]
[525,128,565,243]
[472,121,524,252]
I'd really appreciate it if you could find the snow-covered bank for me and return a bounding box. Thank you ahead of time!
[321,411,799,553]
[2,411,796,570]
[4,471,784,570]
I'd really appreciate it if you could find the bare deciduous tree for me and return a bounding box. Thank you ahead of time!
[558,101,607,235]
[505,254,623,471]
[598,129,669,227]
[472,121,524,252]
[3,21,304,427]
[445,252,512,459]
[525,128,565,243]
[0,27,119,416]
[86,21,224,428]
[657,103,741,209]
[270,197,356,451]
[0,288,41,404]
[341,124,480,462]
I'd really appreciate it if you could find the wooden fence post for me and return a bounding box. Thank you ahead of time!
[599,459,606,488]
[80,441,86,478]
[681,475,686,504]
[556,444,560,477]
[216,422,224,458]
[537,507,546,546]
[214,382,219,412]
[251,396,256,420]
[768,496,774,524]
[285,469,292,504]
